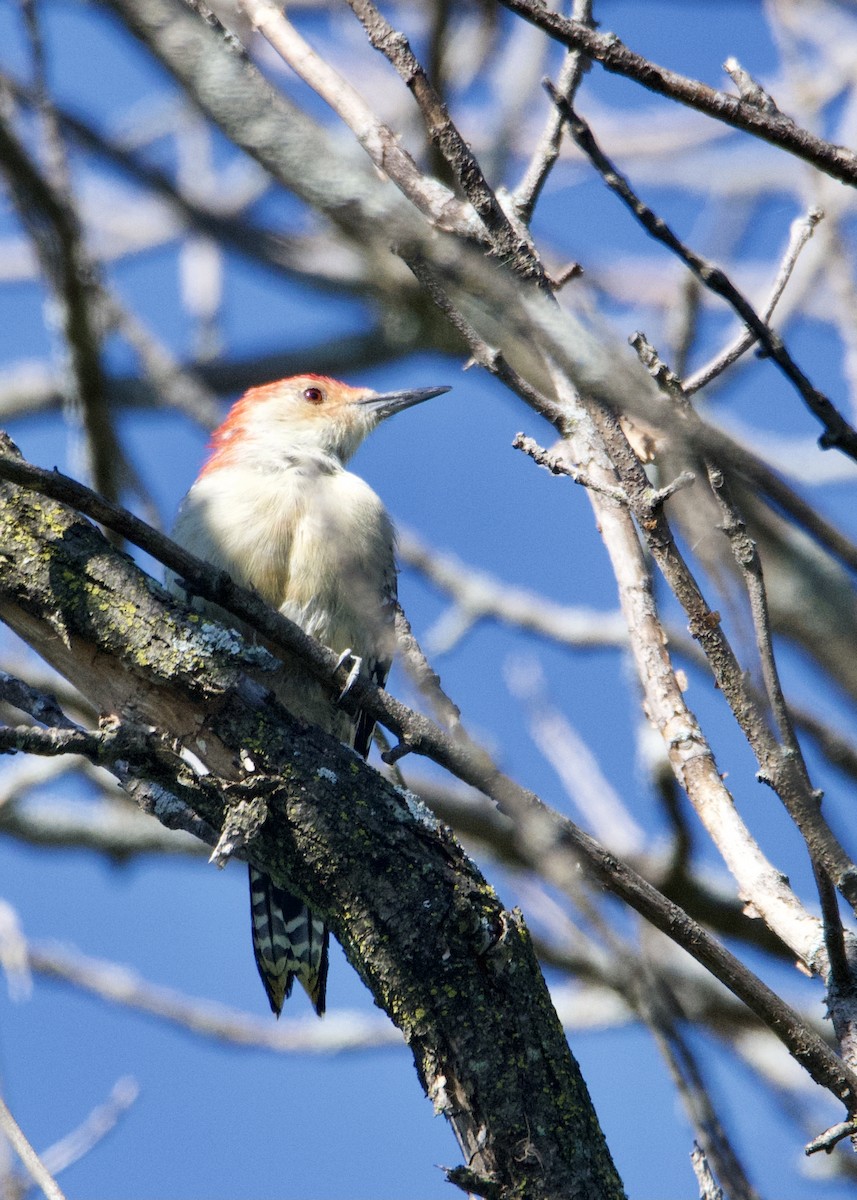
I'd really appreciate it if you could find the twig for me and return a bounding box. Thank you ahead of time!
[505,657,646,855]
[497,0,857,190]
[26,941,400,1051]
[0,1093,66,1200]
[706,463,855,1005]
[100,291,222,431]
[691,1143,724,1200]
[514,432,693,509]
[722,57,783,115]
[637,966,759,1200]
[792,706,857,787]
[512,433,628,503]
[0,795,205,859]
[666,275,702,380]
[0,723,154,766]
[0,99,121,504]
[398,526,641,653]
[548,92,857,463]
[399,249,563,419]
[0,671,77,730]
[805,1118,857,1157]
[38,1078,139,1180]
[236,0,474,237]
[685,207,824,395]
[514,0,593,222]
[393,603,461,731]
[0,325,448,428]
[344,0,541,279]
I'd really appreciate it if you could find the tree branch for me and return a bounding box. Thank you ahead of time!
[497,0,857,189]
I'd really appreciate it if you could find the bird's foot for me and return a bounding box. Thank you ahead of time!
[334,648,363,702]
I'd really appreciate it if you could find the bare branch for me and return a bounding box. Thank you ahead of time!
[638,969,760,1200]
[398,526,637,653]
[344,0,540,277]
[549,93,857,463]
[513,0,593,222]
[497,0,857,189]
[684,207,824,395]
[0,101,120,503]
[26,941,399,1052]
[237,0,473,235]
[37,1079,139,1181]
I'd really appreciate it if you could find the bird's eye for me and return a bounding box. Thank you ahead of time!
[303,386,324,404]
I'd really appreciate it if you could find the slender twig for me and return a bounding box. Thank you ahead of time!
[0,1093,67,1200]
[722,57,783,115]
[0,70,119,504]
[345,0,541,279]
[398,526,644,653]
[236,0,474,237]
[805,1118,857,1157]
[0,723,157,766]
[0,795,205,859]
[392,603,461,731]
[37,1078,139,1180]
[0,325,449,427]
[691,1143,724,1200]
[400,249,565,420]
[666,275,702,380]
[27,941,400,1052]
[512,433,629,503]
[506,658,646,855]
[637,965,760,1200]
[1,71,314,283]
[707,464,852,992]
[685,207,824,395]
[100,292,222,431]
[514,0,593,222]
[0,671,77,730]
[792,707,857,788]
[515,431,693,508]
[548,92,857,462]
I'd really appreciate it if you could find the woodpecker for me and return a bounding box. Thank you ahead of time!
[168,374,449,1015]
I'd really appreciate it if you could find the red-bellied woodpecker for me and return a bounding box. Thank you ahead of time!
[168,374,449,1015]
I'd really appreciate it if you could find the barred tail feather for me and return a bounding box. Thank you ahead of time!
[248,867,329,1016]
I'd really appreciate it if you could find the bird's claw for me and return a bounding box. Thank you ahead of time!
[334,649,363,702]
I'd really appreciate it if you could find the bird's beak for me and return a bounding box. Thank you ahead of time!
[358,385,451,420]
